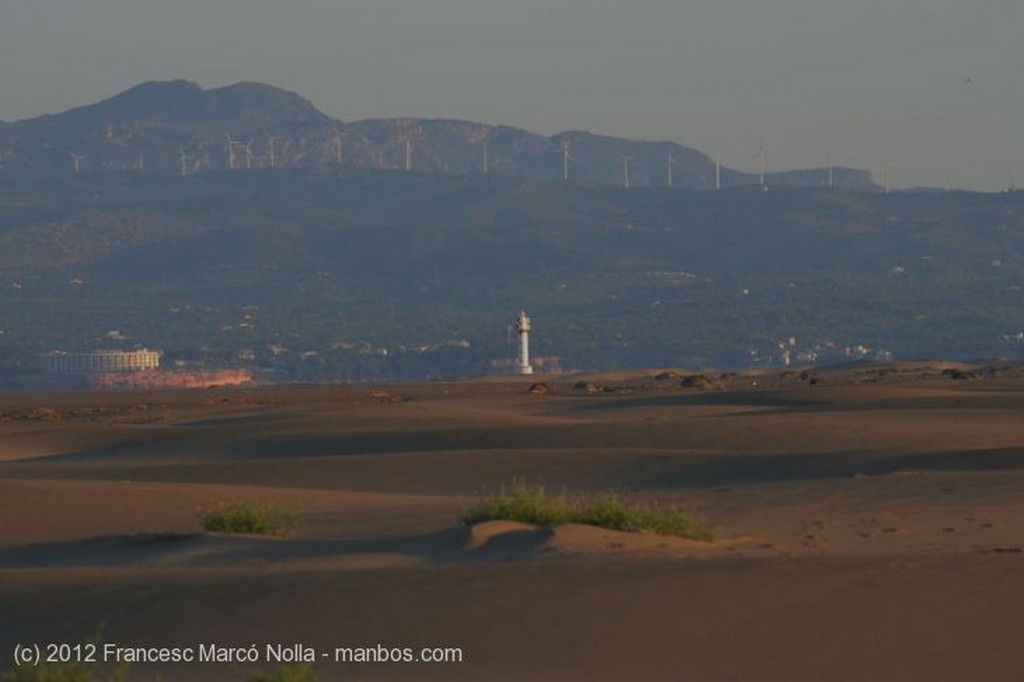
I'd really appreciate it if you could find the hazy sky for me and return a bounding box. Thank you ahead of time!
[2,0,1021,190]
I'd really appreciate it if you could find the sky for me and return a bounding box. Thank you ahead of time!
[1,0,1021,190]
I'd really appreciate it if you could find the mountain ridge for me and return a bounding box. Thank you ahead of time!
[0,80,876,190]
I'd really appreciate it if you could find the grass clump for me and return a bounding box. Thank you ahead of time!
[250,665,317,682]
[461,478,716,541]
[198,501,299,536]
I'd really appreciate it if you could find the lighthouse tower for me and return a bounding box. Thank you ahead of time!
[515,310,533,375]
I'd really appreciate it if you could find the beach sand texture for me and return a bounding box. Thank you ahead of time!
[2,366,1023,680]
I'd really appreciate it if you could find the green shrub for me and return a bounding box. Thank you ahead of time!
[198,501,299,536]
[461,479,716,541]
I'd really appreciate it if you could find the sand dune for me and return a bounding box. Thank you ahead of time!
[2,367,1023,680]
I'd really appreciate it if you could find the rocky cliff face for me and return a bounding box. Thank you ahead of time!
[0,80,876,190]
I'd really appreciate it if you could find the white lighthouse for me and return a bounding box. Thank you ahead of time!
[515,310,533,375]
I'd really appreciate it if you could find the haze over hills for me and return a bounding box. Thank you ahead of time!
[0,80,876,191]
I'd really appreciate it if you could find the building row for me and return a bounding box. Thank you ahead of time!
[43,349,162,374]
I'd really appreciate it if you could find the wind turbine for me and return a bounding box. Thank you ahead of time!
[404,139,412,172]
[225,134,237,170]
[715,152,722,190]
[827,152,835,189]
[333,130,346,164]
[68,151,87,174]
[482,139,489,174]
[265,134,278,169]
[244,139,254,170]
[619,153,634,189]
[667,150,677,188]
[178,147,193,177]
[561,142,573,181]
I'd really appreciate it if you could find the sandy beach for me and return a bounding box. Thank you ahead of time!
[2,365,1023,680]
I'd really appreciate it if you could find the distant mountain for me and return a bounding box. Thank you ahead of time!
[0,80,876,190]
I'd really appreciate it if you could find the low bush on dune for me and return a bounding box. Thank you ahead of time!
[460,479,716,541]
[198,501,299,536]
[462,479,572,528]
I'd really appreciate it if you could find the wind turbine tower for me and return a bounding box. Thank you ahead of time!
[562,144,572,181]
[620,154,634,189]
[667,151,677,188]
[178,147,192,177]
[225,134,237,170]
[482,139,489,174]
[266,135,278,169]
[715,152,721,190]
[515,310,533,375]
[244,139,254,170]
[405,139,412,172]
[333,130,346,164]
[827,153,835,189]
[68,151,87,174]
